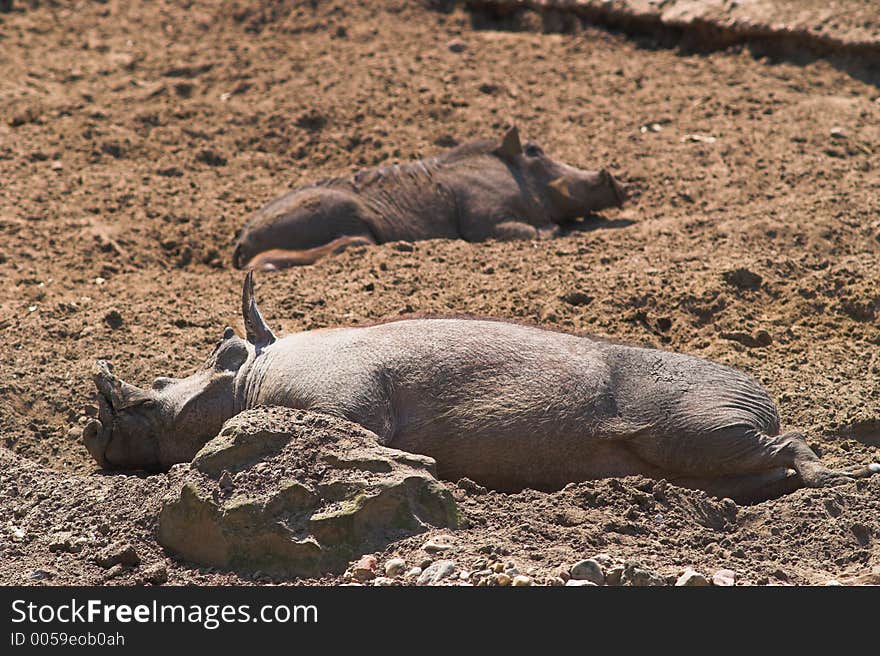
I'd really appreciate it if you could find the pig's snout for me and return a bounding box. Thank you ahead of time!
[82,418,110,468]
[601,169,627,207]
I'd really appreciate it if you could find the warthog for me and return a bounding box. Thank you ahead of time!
[232,126,626,270]
[84,273,878,502]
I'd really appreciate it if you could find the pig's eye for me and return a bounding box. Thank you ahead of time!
[524,144,543,157]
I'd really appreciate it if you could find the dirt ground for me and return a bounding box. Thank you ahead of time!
[1,0,880,585]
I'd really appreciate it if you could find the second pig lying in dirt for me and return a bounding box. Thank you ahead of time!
[232,126,626,270]
[83,273,879,503]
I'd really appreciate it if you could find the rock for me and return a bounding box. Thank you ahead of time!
[103,564,126,580]
[570,559,605,585]
[712,569,737,587]
[456,478,488,495]
[28,569,56,581]
[48,532,75,553]
[384,558,406,577]
[372,577,396,586]
[141,563,168,585]
[447,39,467,53]
[95,542,141,569]
[351,555,378,582]
[418,560,456,586]
[593,553,614,569]
[491,562,504,573]
[548,576,566,586]
[512,575,532,586]
[605,565,625,586]
[621,562,664,586]
[423,537,453,553]
[830,127,847,140]
[825,580,842,586]
[675,568,710,586]
[405,567,422,579]
[157,408,458,578]
[218,470,234,492]
[492,573,511,587]
[565,579,598,587]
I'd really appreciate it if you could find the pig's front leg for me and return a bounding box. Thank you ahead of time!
[488,221,558,241]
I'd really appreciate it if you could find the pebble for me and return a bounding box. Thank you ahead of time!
[824,580,842,586]
[351,555,378,582]
[372,577,396,587]
[712,569,737,587]
[384,558,406,577]
[830,127,847,140]
[141,563,168,585]
[565,579,598,587]
[405,567,423,579]
[570,559,605,585]
[621,563,665,586]
[512,575,532,587]
[422,537,453,553]
[492,573,511,587]
[547,577,566,586]
[447,39,467,53]
[417,560,456,586]
[605,565,624,586]
[95,542,141,569]
[29,569,56,581]
[675,568,710,586]
[491,562,504,573]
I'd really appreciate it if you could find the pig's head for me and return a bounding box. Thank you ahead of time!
[494,126,627,221]
[83,272,277,470]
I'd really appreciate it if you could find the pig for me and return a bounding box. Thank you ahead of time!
[83,273,879,503]
[231,126,626,270]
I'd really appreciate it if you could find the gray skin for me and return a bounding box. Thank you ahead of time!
[231,126,627,270]
[84,273,879,503]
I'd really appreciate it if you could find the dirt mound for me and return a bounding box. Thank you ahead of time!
[1,0,879,585]
[158,407,458,577]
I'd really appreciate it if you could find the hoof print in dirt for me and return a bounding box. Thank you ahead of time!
[157,407,459,578]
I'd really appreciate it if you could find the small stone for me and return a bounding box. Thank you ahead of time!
[622,563,664,586]
[565,579,598,587]
[458,571,471,580]
[142,563,168,585]
[405,567,422,579]
[548,576,566,586]
[493,573,512,587]
[384,558,406,577]
[512,575,532,586]
[95,542,141,569]
[606,565,626,585]
[29,569,56,581]
[593,553,614,569]
[491,562,504,573]
[675,568,710,586]
[456,477,488,495]
[48,532,75,553]
[825,579,842,586]
[103,564,126,580]
[372,577,396,587]
[422,537,453,553]
[712,569,737,587]
[570,559,605,585]
[447,39,467,53]
[418,560,456,586]
[351,554,378,582]
[830,127,847,140]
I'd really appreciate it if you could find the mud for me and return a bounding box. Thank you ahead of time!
[1,0,879,584]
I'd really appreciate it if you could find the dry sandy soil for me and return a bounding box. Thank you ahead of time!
[1,0,880,585]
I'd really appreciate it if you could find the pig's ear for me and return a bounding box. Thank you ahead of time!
[242,271,276,352]
[496,125,522,160]
[548,177,574,201]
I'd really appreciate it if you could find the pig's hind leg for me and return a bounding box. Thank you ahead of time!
[769,431,880,487]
